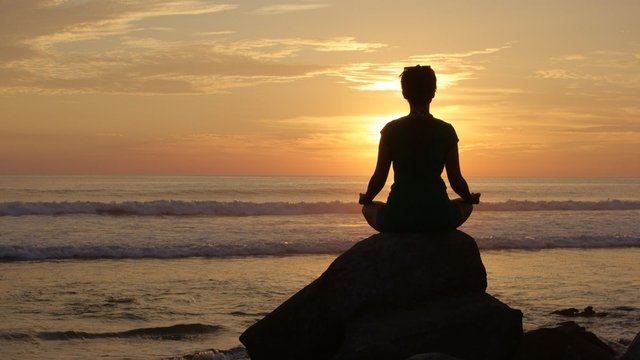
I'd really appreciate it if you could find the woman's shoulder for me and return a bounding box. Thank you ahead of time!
[432,117,458,134]
[382,115,456,135]
[381,115,410,134]
[432,116,454,127]
[432,117,458,142]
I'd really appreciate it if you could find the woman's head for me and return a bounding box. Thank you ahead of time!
[400,65,437,106]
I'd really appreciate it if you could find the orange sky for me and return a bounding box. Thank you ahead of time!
[1,1,639,176]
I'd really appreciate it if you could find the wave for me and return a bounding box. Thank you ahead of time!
[477,199,640,211]
[1,199,639,217]
[0,200,358,216]
[1,323,221,342]
[2,235,639,261]
[172,346,249,360]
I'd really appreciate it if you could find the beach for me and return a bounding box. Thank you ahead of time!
[1,176,640,359]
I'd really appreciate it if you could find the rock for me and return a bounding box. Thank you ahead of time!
[621,330,640,360]
[240,231,491,360]
[512,321,617,360]
[552,306,608,317]
[552,307,581,316]
[333,293,522,360]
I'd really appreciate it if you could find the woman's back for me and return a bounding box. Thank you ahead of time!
[381,114,460,231]
[382,114,458,186]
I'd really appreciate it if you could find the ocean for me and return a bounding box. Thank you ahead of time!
[1,176,639,359]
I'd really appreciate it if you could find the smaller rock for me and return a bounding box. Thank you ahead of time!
[552,307,580,316]
[580,306,597,316]
[552,306,608,317]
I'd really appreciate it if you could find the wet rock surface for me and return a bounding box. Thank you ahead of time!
[552,306,608,318]
[513,321,617,360]
[240,231,521,360]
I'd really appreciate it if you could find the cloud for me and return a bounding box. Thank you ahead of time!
[194,30,236,37]
[535,69,602,81]
[210,37,386,60]
[0,48,318,95]
[0,1,388,94]
[254,3,331,15]
[29,2,237,49]
[536,49,640,87]
[551,54,587,61]
[1,34,383,94]
[1,1,237,46]
[334,44,512,92]
[0,48,328,95]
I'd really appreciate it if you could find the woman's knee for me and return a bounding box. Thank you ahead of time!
[459,202,473,220]
[362,201,385,231]
[452,199,473,227]
[362,203,375,218]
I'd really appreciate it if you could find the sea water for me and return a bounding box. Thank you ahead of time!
[1,176,639,359]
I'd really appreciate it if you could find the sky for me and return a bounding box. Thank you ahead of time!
[1,0,639,176]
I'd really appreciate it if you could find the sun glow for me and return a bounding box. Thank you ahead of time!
[364,113,404,145]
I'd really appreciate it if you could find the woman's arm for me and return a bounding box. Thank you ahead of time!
[445,144,480,204]
[360,138,392,204]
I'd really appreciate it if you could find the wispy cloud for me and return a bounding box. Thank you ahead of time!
[0,35,385,94]
[0,0,386,95]
[254,3,330,15]
[210,37,386,60]
[27,1,238,49]
[0,47,327,95]
[535,69,602,81]
[536,49,640,87]
[551,54,587,61]
[1,1,237,46]
[334,44,512,92]
[194,30,236,37]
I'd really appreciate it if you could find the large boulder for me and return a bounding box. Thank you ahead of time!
[334,293,522,360]
[240,231,511,360]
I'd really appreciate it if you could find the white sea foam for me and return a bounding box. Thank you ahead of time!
[476,199,640,211]
[0,200,358,216]
[2,234,639,261]
[1,199,639,217]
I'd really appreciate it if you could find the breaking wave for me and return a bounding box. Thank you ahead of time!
[2,235,639,261]
[2,199,639,217]
[1,323,221,342]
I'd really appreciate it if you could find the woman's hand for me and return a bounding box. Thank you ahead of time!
[359,193,371,205]
[468,192,481,205]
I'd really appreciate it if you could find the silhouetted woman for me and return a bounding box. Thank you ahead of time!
[359,65,480,232]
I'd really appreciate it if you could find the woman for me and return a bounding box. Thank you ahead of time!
[359,65,480,232]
